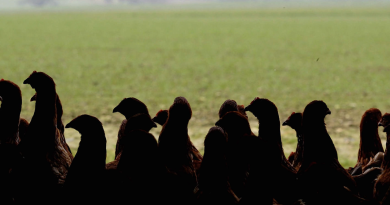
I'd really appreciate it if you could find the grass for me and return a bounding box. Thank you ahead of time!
[1,8,390,167]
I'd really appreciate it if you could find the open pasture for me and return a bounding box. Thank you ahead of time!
[1,8,390,166]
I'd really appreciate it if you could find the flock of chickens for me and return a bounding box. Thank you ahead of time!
[1,71,390,205]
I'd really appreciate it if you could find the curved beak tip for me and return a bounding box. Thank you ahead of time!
[282,121,288,126]
[327,110,331,115]
[23,79,29,85]
[65,124,71,129]
[112,108,118,113]
[244,106,250,112]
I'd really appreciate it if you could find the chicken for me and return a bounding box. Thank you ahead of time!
[0,79,24,203]
[194,127,239,205]
[152,109,168,126]
[109,128,163,204]
[216,111,272,204]
[112,97,152,159]
[152,108,203,173]
[158,97,198,205]
[374,113,390,203]
[64,115,106,204]
[105,113,157,170]
[357,108,384,170]
[31,93,73,160]
[244,98,298,204]
[14,71,72,204]
[282,112,303,170]
[219,99,239,118]
[297,100,357,205]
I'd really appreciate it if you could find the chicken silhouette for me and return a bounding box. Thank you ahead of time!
[0,79,24,203]
[195,126,239,205]
[245,98,298,204]
[14,71,72,204]
[64,115,106,204]
[283,112,303,170]
[158,97,198,205]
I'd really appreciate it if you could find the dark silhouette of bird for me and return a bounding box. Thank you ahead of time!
[64,115,106,204]
[195,126,239,205]
[106,113,157,170]
[152,109,168,126]
[219,99,239,119]
[112,97,153,159]
[245,98,298,204]
[0,79,24,203]
[216,111,272,204]
[14,71,72,204]
[31,93,73,160]
[152,107,203,178]
[110,128,163,204]
[158,96,198,205]
[357,108,384,170]
[297,100,357,205]
[283,112,303,170]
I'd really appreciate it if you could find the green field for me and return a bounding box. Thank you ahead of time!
[1,8,390,167]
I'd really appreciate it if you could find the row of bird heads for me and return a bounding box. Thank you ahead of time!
[1,71,390,135]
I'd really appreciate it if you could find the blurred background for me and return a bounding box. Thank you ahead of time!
[1,0,390,167]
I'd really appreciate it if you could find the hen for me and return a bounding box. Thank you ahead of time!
[112,97,152,159]
[109,128,163,204]
[158,97,198,205]
[283,112,303,170]
[0,79,24,203]
[31,93,73,160]
[217,111,273,204]
[194,126,239,205]
[64,115,106,204]
[297,100,358,205]
[105,113,157,170]
[14,71,72,204]
[245,98,298,204]
[357,108,384,171]
[152,108,203,172]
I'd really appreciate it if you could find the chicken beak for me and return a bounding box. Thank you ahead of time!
[326,109,331,115]
[378,121,383,127]
[152,117,158,122]
[23,78,30,85]
[215,119,223,127]
[30,95,36,102]
[65,122,73,129]
[282,121,288,126]
[112,106,119,113]
[152,122,157,128]
[244,105,250,112]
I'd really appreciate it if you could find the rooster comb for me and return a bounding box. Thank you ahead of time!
[250,97,260,105]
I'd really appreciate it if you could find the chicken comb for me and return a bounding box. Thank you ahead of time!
[157,109,163,114]
[250,97,260,104]
[0,79,3,81]
[33,71,37,74]
[286,112,296,121]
